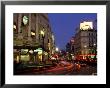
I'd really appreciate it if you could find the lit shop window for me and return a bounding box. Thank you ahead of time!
[31,30,36,38]
[31,32,35,36]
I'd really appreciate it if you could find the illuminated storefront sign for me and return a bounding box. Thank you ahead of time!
[34,48,42,52]
[80,21,93,30]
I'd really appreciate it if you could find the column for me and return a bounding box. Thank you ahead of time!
[36,13,39,43]
[28,13,31,41]
[18,13,22,33]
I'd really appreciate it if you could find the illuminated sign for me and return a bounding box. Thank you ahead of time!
[34,48,42,52]
[80,21,93,30]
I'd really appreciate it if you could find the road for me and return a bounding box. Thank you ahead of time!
[69,64,97,75]
[14,61,97,75]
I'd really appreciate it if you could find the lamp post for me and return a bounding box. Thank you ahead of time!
[55,47,59,57]
[93,43,97,59]
[40,30,45,63]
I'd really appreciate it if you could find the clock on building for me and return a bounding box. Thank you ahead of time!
[23,16,28,25]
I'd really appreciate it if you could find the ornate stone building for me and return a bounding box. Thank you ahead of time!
[13,13,55,64]
[74,21,97,60]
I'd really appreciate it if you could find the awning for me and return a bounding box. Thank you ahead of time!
[14,45,42,49]
[14,45,47,51]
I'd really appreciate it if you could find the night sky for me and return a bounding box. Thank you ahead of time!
[48,13,97,50]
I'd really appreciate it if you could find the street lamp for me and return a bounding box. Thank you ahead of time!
[55,47,59,52]
[55,47,59,60]
[40,30,45,63]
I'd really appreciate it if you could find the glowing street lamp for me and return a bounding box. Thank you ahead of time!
[56,47,59,52]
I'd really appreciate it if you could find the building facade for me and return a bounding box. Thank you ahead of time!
[70,36,75,54]
[66,37,75,54]
[74,21,97,61]
[13,13,55,64]
[65,36,75,61]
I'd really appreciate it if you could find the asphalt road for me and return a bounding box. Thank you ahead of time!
[68,64,97,75]
[14,62,97,75]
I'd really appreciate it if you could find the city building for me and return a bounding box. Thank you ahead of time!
[65,36,75,61]
[66,42,71,53]
[74,21,97,61]
[70,36,75,54]
[66,36,75,53]
[13,13,55,64]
